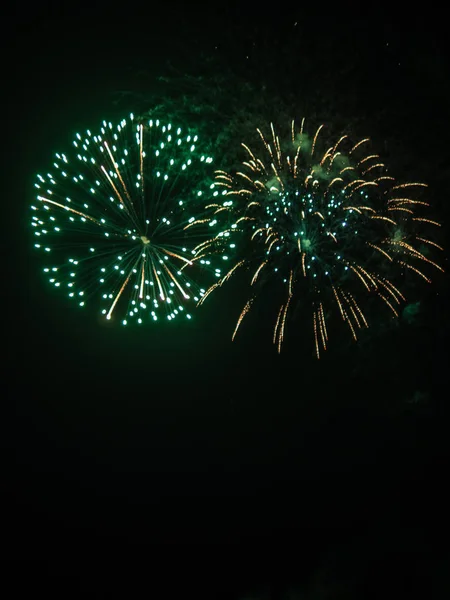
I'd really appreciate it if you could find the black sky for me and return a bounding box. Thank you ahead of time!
[5,3,450,597]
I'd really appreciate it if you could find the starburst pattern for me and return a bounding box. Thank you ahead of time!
[31,113,223,324]
[198,120,444,357]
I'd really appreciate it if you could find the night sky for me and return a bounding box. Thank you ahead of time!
[6,3,450,597]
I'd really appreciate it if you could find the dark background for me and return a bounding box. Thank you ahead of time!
[5,2,450,597]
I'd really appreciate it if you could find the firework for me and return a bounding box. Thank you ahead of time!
[199,120,444,357]
[32,114,224,324]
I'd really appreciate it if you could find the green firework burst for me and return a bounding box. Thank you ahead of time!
[31,113,223,324]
